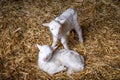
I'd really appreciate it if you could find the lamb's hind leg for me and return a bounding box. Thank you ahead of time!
[75,24,83,43]
[67,68,74,79]
[73,13,83,43]
[53,66,66,74]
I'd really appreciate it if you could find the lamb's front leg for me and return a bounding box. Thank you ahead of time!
[52,36,58,48]
[61,36,69,49]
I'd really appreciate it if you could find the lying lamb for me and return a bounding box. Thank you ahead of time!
[37,44,84,75]
[42,8,83,49]
[37,44,66,75]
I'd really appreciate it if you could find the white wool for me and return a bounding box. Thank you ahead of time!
[37,44,84,75]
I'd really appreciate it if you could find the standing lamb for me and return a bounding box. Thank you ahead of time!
[42,8,83,49]
[37,44,84,75]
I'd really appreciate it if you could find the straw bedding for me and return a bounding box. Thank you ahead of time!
[0,0,120,80]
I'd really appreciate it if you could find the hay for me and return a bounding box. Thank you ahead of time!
[0,0,120,79]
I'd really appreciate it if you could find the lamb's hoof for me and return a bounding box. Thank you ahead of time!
[79,39,83,43]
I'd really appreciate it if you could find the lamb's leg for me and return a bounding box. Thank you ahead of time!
[77,28,83,43]
[56,66,66,73]
[52,36,58,48]
[50,66,66,75]
[67,68,74,79]
[73,13,83,43]
[61,36,69,49]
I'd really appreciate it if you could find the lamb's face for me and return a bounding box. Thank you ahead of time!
[49,21,61,38]
[42,18,65,38]
[37,45,53,62]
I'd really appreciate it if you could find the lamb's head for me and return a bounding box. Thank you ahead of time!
[37,44,57,62]
[42,18,65,38]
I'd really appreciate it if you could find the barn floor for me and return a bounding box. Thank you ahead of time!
[0,0,120,80]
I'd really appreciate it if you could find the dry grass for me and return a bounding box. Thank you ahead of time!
[0,0,120,80]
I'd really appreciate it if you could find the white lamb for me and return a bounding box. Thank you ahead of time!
[37,44,84,75]
[42,8,83,49]
[37,44,66,75]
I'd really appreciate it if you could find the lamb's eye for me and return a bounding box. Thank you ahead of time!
[51,28,53,30]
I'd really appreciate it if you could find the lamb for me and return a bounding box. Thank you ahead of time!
[37,44,84,75]
[37,44,66,75]
[42,8,83,49]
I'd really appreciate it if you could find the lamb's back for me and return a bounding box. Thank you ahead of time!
[53,49,82,63]
[58,8,76,21]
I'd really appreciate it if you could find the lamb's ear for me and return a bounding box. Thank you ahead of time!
[37,44,42,50]
[42,23,49,27]
[59,19,65,24]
